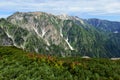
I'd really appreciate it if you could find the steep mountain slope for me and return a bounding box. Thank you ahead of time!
[85,19,120,57]
[0,18,49,54]
[7,12,68,47]
[0,28,13,46]
[62,20,109,57]
[0,12,120,58]
[85,18,120,33]
[104,33,120,57]
[6,12,73,56]
[0,19,13,45]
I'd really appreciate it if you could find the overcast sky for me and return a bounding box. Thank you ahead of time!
[0,0,120,21]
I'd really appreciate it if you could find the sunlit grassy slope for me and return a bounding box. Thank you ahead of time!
[0,46,120,80]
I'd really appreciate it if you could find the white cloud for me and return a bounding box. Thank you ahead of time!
[0,0,120,17]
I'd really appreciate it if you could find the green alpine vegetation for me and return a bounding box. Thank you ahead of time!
[0,46,120,80]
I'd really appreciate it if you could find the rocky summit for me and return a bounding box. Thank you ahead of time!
[0,12,120,58]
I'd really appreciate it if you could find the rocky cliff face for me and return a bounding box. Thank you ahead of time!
[0,12,74,56]
[7,12,68,47]
[0,12,120,58]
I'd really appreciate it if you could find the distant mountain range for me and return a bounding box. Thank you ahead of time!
[0,12,120,58]
[85,18,120,33]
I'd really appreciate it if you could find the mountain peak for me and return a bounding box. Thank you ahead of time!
[57,14,75,20]
[8,11,56,19]
[0,11,120,58]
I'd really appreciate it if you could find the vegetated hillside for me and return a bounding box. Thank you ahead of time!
[0,46,120,80]
[104,33,120,57]
[0,19,13,45]
[85,19,120,57]
[0,12,120,58]
[85,18,120,33]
